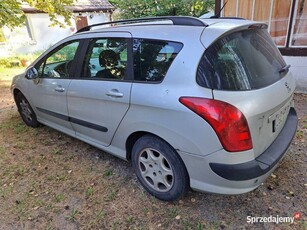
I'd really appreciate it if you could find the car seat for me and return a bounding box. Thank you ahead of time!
[96,50,124,79]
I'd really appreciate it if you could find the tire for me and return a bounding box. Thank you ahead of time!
[131,135,189,201]
[15,92,39,127]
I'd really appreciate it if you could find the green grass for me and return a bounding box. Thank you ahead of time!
[126,215,135,224]
[0,66,24,81]
[103,169,113,177]
[296,130,304,139]
[65,209,80,222]
[85,186,94,198]
[0,146,5,155]
[169,206,179,218]
[54,193,65,203]
[13,123,28,134]
[51,148,64,155]
[0,66,25,90]
[105,188,118,202]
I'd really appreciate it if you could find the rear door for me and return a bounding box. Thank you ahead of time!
[67,33,132,146]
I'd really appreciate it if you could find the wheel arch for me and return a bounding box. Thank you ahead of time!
[126,131,153,161]
[13,88,22,102]
[125,131,189,179]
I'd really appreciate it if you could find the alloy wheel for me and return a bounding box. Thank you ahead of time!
[138,148,174,192]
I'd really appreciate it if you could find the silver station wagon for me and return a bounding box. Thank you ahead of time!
[11,16,298,201]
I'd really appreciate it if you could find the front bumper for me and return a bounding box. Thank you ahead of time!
[209,108,298,181]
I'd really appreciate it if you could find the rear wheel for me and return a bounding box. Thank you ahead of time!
[15,92,39,127]
[131,135,189,201]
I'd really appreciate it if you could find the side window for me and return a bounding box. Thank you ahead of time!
[133,39,183,82]
[82,38,127,80]
[35,41,80,78]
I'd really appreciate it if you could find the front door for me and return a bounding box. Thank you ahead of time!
[67,33,132,146]
[28,41,81,134]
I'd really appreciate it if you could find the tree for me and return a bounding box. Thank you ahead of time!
[109,0,215,19]
[0,0,74,29]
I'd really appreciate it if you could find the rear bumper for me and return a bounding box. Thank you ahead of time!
[209,108,298,181]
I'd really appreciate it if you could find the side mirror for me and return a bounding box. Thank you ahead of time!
[25,67,38,79]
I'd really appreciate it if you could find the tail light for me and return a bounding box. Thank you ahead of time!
[179,97,252,152]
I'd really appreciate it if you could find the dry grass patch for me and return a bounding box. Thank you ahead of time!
[0,66,306,229]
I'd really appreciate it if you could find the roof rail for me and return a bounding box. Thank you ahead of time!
[76,16,208,33]
[209,16,245,20]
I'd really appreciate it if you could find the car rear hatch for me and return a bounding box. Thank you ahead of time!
[198,24,296,157]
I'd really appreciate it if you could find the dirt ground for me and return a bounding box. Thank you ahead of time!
[0,72,306,229]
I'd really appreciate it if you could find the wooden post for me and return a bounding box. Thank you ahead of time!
[215,0,222,17]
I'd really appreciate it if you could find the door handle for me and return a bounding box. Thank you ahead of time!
[54,85,65,92]
[106,89,124,98]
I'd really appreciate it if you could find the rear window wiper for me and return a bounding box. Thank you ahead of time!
[279,64,291,75]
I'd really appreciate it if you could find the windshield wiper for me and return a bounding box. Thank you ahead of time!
[279,64,291,75]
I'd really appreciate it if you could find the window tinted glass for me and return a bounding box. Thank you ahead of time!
[197,29,286,90]
[36,41,79,78]
[82,38,127,80]
[133,39,183,82]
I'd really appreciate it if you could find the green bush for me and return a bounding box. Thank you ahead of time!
[0,52,43,68]
[0,57,20,67]
[0,59,8,66]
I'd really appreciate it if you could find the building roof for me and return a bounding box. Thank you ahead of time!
[22,0,115,13]
[70,0,115,12]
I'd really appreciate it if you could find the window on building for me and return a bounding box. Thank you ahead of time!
[221,0,307,51]
[25,17,36,42]
[292,0,307,46]
[270,0,292,46]
[223,0,292,47]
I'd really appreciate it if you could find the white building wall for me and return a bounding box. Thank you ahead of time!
[86,12,110,25]
[283,56,307,93]
[0,12,110,56]
[27,14,73,52]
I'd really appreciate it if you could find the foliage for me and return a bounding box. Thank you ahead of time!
[109,0,215,19]
[0,52,43,68]
[0,57,20,68]
[0,28,6,42]
[47,42,79,63]
[0,0,74,29]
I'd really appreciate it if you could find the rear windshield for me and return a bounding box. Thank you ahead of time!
[197,28,287,90]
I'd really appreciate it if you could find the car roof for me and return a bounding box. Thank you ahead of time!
[76,16,261,34]
[66,17,266,48]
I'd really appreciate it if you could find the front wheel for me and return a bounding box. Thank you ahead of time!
[15,92,39,127]
[131,135,189,201]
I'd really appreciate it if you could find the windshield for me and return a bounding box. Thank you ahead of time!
[197,28,287,90]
